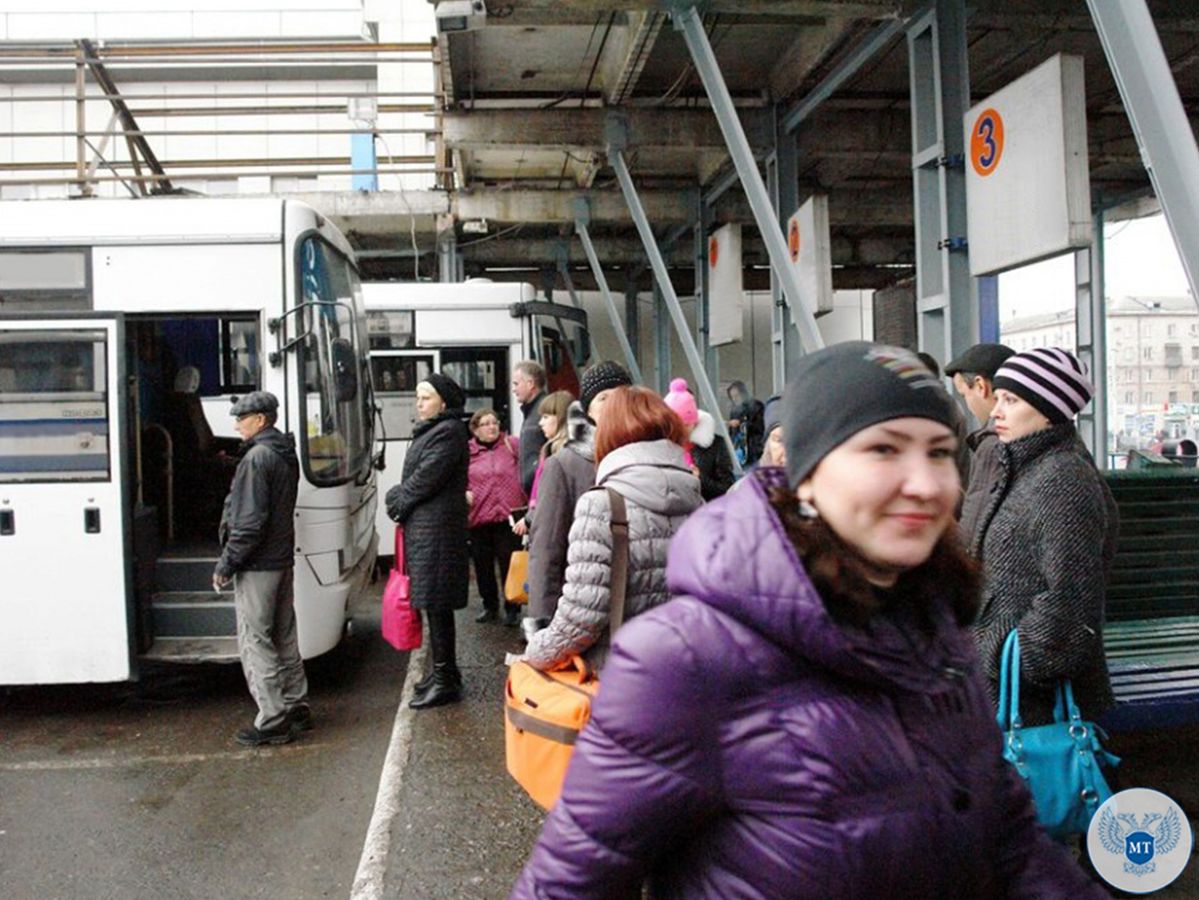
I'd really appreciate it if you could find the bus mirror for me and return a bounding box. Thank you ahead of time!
[332,337,358,402]
[373,447,387,472]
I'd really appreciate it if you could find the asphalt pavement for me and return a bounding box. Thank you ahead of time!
[4,578,1199,899]
[0,584,411,899]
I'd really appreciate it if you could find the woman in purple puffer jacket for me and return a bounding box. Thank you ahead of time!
[511,342,1106,900]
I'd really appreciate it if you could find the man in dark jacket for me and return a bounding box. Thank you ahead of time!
[512,360,547,495]
[212,391,308,747]
[945,343,1015,549]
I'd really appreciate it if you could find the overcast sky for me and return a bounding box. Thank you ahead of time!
[998,214,1192,322]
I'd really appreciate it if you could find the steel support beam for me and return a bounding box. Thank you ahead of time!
[653,282,671,394]
[74,51,89,196]
[610,147,741,473]
[782,17,907,134]
[694,192,720,391]
[673,5,824,355]
[555,242,581,306]
[437,214,461,283]
[624,268,642,365]
[907,1,976,366]
[1087,0,1199,305]
[574,203,644,383]
[771,109,804,391]
[1075,208,1108,468]
[443,107,772,155]
[78,38,172,194]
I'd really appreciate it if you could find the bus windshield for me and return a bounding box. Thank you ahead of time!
[297,236,371,486]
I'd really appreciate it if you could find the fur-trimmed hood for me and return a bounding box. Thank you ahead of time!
[564,400,595,461]
[690,408,717,449]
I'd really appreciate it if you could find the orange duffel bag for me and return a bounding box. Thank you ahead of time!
[504,488,628,810]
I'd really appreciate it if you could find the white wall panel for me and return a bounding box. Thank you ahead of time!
[95,12,192,40]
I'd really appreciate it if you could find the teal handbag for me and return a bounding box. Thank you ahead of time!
[997,630,1119,840]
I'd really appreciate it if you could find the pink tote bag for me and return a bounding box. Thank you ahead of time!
[381,527,422,651]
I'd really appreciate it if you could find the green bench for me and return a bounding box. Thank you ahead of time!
[1102,469,1199,730]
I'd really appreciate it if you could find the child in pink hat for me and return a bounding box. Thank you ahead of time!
[663,377,735,500]
[663,378,699,468]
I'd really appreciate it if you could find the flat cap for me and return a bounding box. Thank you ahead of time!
[230,390,279,417]
[944,343,1015,380]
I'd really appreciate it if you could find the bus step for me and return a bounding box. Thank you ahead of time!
[154,557,223,593]
[141,637,240,664]
[150,592,236,637]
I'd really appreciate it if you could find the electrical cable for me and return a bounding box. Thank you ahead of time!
[375,131,421,281]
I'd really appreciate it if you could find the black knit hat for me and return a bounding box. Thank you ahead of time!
[992,347,1092,425]
[421,372,466,410]
[579,360,633,413]
[783,341,957,488]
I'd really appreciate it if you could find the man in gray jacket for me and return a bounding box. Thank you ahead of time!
[946,343,1015,550]
[512,360,547,496]
[212,391,309,747]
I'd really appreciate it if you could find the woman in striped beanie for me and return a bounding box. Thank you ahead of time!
[969,347,1118,726]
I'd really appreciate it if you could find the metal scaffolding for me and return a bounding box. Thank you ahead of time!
[0,37,440,197]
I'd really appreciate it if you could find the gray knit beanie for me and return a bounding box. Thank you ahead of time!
[783,341,957,488]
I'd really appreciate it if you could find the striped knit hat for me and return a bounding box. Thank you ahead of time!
[992,347,1092,425]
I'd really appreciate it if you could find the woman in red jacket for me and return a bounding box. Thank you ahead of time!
[466,408,527,625]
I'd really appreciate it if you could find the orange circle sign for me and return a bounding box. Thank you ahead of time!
[709,236,719,269]
[788,218,801,262]
[970,108,1005,177]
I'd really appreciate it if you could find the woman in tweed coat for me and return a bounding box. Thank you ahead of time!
[519,386,703,674]
[970,348,1117,725]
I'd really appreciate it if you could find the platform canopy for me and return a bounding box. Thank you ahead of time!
[318,0,1196,290]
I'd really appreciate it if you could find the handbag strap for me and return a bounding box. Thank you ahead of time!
[603,487,630,635]
[997,630,1022,731]
[997,628,1083,729]
[393,525,406,574]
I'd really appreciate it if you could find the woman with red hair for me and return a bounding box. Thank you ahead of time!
[518,386,703,673]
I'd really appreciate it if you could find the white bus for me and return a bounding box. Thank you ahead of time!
[362,280,588,550]
[0,197,378,685]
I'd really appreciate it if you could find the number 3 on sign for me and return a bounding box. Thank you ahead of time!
[970,108,1004,176]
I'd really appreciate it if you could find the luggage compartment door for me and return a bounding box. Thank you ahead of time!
[0,316,133,684]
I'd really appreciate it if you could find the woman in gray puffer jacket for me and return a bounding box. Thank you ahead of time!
[521,386,703,673]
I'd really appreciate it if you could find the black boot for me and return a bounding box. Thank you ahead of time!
[412,669,436,696]
[409,611,462,710]
[409,612,436,697]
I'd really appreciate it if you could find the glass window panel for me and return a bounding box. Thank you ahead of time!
[298,237,370,485]
[225,320,260,390]
[367,310,414,350]
[0,330,110,482]
[372,352,434,441]
[0,251,86,290]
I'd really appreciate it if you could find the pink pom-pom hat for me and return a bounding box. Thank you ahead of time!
[663,377,699,427]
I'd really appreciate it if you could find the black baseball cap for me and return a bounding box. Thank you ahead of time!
[944,343,1016,380]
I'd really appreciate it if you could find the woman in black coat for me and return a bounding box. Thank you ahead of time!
[385,372,470,710]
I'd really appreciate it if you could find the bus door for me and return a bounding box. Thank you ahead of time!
[523,303,589,397]
[0,315,133,684]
